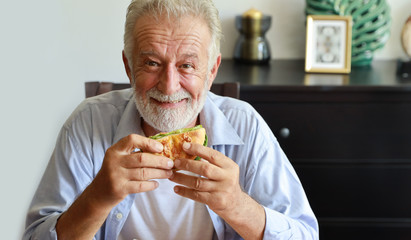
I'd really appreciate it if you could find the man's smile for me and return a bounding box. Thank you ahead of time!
[151,97,188,108]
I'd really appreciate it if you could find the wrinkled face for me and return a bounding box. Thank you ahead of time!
[125,14,215,132]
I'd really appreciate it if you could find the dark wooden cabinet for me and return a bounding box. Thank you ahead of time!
[215,59,411,239]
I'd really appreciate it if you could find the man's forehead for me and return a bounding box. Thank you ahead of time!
[140,50,198,57]
[134,27,209,56]
[133,13,210,39]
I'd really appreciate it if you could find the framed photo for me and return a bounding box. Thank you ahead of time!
[305,15,352,73]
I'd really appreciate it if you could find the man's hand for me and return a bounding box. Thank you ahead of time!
[89,134,174,208]
[169,142,265,240]
[56,134,174,240]
[169,142,242,214]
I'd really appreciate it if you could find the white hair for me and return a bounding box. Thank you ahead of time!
[123,0,223,72]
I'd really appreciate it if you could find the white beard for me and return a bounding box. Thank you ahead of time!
[133,85,208,132]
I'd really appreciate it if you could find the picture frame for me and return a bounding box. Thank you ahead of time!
[305,15,352,74]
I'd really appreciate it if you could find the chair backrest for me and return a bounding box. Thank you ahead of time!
[85,81,240,99]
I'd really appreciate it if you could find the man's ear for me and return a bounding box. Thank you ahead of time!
[122,51,133,84]
[207,54,222,90]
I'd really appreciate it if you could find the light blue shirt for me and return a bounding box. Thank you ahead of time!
[24,89,318,239]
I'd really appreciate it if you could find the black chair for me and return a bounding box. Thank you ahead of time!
[85,81,240,99]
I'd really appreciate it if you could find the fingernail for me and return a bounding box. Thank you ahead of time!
[167,160,174,168]
[174,159,181,167]
[183,142,191,150]
[155,142,164,152]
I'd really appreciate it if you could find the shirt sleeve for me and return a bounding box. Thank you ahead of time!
[23,119,96,239]
[260,140,318,239]
[244,117,319,239]
[263,206,318,239]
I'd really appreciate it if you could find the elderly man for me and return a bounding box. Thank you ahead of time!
[24,0,318,239]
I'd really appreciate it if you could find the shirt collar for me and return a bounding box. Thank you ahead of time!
[113,91,244,147]
[112,92,144,144]
[200,92,244,147]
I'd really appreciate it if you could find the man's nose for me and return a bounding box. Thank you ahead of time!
[157,64,180,95]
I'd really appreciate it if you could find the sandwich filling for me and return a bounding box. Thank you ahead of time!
[149,125,207,160]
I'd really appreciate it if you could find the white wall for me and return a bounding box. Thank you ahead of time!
[1,0,409,239]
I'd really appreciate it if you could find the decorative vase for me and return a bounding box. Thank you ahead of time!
[305,0,391,66]
[233,8,271,64]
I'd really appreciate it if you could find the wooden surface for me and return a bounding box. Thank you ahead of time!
[215,59,409,86]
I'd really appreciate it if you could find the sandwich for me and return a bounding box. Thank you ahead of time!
[149,125,207,161]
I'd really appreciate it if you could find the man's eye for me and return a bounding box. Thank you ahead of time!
[146,61,159,67]
[180,64,193,69]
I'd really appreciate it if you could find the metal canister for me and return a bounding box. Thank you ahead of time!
[233,8,271,64]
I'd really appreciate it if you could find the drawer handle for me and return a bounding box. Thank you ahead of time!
[279,128,290,138]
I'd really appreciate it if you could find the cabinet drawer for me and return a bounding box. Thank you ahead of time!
[296,163,411,218]
[319,224,411,240]
[244,93,411,159]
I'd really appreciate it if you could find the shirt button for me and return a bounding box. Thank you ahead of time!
[116,213,123,220]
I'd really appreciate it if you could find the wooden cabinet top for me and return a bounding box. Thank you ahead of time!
[215,59,411,92]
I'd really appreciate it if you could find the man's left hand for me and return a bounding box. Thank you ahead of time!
[169,142,244,216]
[168,141,266,239]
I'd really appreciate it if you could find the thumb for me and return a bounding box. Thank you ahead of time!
[115,134,164,154]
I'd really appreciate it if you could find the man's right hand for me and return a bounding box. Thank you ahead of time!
[90,134,174,208]
[56,134,174,240]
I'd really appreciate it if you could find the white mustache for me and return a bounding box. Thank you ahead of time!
[147,88,192,103]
